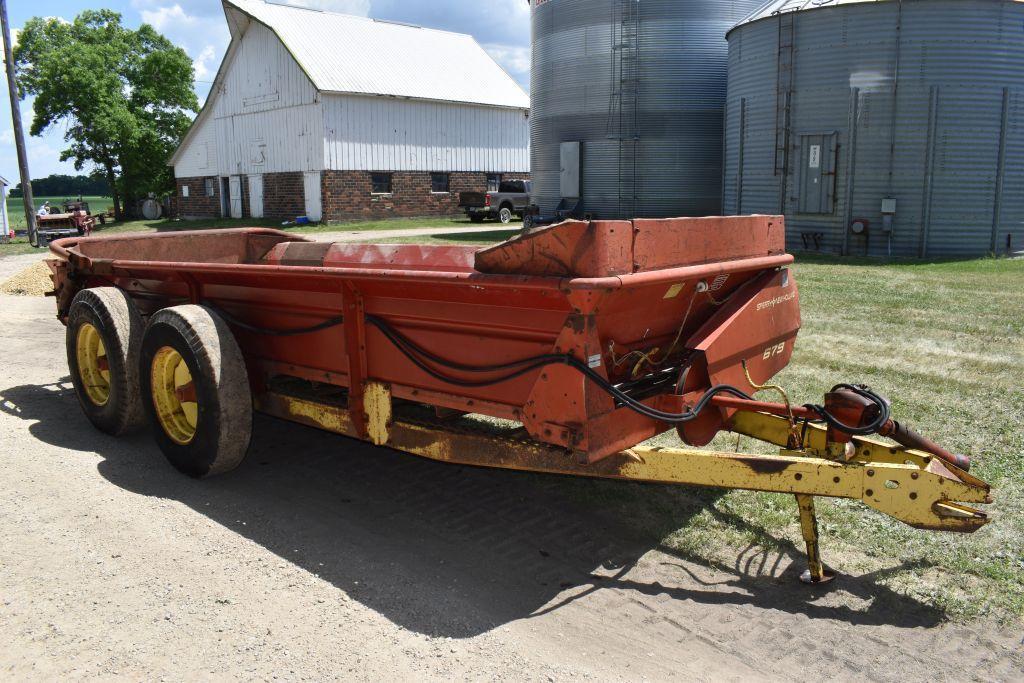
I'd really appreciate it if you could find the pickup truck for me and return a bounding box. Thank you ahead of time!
[458,180,531,224]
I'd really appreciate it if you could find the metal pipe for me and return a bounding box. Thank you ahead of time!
[919,86,939,259]
[991,87,1009,254]
[737,97,746,215]
[879,420,971,472]
[0,0,38,247]
[886,0,902,197]
[841,87,860,256]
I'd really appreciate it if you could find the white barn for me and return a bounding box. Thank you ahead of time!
[170,0,530,222]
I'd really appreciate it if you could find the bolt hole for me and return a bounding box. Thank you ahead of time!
[865,489,873,497]
[795,473,802,481]
[910,472,919,480]
[833,476,840,483]
[884,480,900,490]
[867,469,874,477]
[863,449,870,456]
[909,492,918,500]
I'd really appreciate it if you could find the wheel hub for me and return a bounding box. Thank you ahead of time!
[76,323,110,406]
[151,346,198,445]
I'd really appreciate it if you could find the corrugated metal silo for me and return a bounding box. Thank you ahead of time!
[531,0,765,219]
[724,0,1024,257]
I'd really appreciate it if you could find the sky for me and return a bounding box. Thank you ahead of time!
[0,0,532,189]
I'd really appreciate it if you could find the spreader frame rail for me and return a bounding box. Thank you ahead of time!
[256,386,990,582]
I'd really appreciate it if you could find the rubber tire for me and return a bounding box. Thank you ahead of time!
[469,214,486,223]
[498,206,514,224]
[140,305,252,478]
[66,287,146,436]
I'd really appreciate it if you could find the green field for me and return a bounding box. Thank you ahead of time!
[5,195,114,229]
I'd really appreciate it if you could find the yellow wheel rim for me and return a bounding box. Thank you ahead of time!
[76,323,110,406]
[151,346,198,445]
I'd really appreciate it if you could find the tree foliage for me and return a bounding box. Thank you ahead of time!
[10,173,110,198]
[13,10,197,218]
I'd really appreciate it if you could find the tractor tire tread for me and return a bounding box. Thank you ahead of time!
[66,287,146,436]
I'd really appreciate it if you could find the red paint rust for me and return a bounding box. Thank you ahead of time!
[49,222,800,460]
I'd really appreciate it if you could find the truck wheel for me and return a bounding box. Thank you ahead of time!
[470,215,486,224]
[140,305,252,478]
[498,206,514,224]
[66,287,146,436]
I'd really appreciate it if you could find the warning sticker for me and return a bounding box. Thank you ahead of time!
[663,283,685,299]
[809,144,821,169]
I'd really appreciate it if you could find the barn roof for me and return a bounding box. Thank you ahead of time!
[222,0,529,110]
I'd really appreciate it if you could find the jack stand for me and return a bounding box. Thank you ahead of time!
[796,494,836,585]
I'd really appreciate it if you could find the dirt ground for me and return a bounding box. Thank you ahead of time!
[1,288,1022,679]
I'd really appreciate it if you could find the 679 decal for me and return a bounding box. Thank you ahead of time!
[762,342,787,360]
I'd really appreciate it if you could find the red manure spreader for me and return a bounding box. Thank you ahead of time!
[47,216,990,583]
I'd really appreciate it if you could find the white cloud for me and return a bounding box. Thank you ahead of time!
[276,0,371,15]
[483,44,531,88]
[192,45,218,82]
[140,4,197,31]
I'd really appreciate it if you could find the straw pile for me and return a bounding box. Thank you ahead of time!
[0,261,54,296]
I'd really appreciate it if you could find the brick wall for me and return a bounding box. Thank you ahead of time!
[320,171,532,222]
[262,171,305,220]
[175,170,533,222]
[175,176,221,219]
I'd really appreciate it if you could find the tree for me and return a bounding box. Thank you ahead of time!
[11,173,109,197]
[13,10,197,220]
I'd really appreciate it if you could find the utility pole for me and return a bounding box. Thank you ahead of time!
[0,0,37,246]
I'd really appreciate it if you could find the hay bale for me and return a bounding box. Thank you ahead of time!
[0,260,54,297]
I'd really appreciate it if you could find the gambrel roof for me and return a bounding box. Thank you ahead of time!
[223,0,529,109]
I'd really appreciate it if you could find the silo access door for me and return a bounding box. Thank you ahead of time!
[797,132,837,214]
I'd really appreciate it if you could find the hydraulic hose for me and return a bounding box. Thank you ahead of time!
[204,303,753,424]
[802,384,891,436]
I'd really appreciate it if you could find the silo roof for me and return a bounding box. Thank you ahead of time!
[731,0,1024,33]
[732,0,897,32]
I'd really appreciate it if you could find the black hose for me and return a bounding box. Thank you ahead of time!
[802,384,891,436]
[205,303,755,424]
[205,303,345,337]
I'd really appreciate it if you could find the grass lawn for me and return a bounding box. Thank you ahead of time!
[635,255,1022,622]
[0,238,43,256]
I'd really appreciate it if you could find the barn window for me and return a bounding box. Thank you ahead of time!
[204,178,215,197]
[486,173,502,192]
[431,173,450,193]
[181,185,189,198]
[371,172,392,194]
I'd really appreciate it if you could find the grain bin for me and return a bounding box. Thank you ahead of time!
[724,0,1024,258]
[530,0,765,219]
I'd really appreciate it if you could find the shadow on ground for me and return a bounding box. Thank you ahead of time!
[423,229,519,243]
[0,379,947,638]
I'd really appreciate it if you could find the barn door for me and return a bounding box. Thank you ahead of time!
[228,175,243,218]
[247,174,264,218]
[303,171,322,222]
